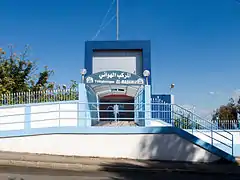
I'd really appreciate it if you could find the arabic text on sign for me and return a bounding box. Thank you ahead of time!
[98,72,132,80]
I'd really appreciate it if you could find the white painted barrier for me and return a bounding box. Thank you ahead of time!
[31,103,78,128]
[0,134,220,163]
[0,106,25,131]
[0,102,79,131]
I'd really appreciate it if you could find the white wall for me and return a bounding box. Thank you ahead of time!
[0,102,79,131]
[92,51,142,75]
[0,134,220,163]
[0,106,25,131]
[31,103,78,128]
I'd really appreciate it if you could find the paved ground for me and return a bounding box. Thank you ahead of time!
[0,151,239,179]
[0,166,240,180]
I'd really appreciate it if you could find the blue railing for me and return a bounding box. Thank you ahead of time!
[150,102,233,155]
[134,88,145,126]
[1,90,239,130]
[85,85,98,125]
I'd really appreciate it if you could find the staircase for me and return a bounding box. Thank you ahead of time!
[151,102,235,161]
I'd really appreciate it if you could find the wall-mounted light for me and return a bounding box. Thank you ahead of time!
[170,83,175,94]
[143,70,150,85]
[81,69,87,83]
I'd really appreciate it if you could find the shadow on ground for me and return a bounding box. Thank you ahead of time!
[100,162,240,180]
[98,133,240,180]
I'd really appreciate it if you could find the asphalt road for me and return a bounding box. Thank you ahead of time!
[0,166,239,180]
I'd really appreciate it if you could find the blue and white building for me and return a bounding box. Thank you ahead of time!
[0,40,237,163]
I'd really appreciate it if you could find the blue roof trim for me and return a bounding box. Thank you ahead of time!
[0,126,235,162]
[84,40,151,85]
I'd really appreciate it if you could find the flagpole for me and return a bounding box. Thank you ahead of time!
[116,0,119,40]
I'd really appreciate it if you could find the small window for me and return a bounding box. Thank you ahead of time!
[111,88,125,92]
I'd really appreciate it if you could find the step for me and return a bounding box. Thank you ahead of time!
[96,121,138,127]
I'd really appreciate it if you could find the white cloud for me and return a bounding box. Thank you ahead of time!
[209,91,215,95]
[208,91,221,96]
[232,89,240,102]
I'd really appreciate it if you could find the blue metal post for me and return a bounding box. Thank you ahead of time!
[192,113,194,134]
[78,83,90,127]
[211,124,213,145]
[24,105,31,131]
[58,102,61,127]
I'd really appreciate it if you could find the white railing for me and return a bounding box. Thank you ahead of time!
[0,88,78,106]
[151,102,234,156]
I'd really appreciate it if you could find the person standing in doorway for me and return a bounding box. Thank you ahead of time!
[113,104,119,122]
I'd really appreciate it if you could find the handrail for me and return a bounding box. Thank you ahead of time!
[172,109,232,140]
[171,104,233,155]
[174,116,233,149]
[173,104,233,136]
[150,100,233,155]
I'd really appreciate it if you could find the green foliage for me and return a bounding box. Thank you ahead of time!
[174,115,201,129]
[0,45,78,106]
[0,45,54,94]
[212,97,240,128]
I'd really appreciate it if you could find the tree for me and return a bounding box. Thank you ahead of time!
[0,45,79,106]
[0,45,54,94]
[212,98,240,129]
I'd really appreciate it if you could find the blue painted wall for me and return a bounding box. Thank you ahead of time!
[152,94,172,104]
[151,94,173,124]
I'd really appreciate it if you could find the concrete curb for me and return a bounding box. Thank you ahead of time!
[0,160,239,176]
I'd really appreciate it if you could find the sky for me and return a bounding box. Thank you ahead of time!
[0,0,240,116]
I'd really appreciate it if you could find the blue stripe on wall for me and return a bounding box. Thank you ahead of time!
[24,106,31,130]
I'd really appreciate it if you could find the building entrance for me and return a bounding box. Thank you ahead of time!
[99,95,134,121]
[84,70,145,123]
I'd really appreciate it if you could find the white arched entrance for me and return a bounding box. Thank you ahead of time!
[85,71,145,121]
